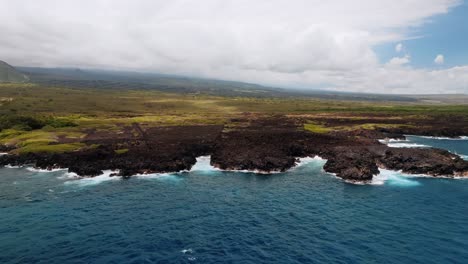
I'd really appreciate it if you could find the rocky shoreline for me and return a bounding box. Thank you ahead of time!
[1,116,468,182]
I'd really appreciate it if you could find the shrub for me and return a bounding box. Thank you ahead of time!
[0,115,77,131]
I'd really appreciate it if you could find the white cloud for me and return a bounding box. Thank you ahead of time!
[388,55,411,66]
[434,54,445,64]
[395,43,404,53]
[0,0,464,94]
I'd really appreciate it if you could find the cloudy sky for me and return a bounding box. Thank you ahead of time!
[1,0,467,94]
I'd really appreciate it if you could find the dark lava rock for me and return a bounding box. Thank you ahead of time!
[322,147,379,182]
[378,147,468,177]
[2,119,467,181]
[68,165,103,177]
[211,117,311,173]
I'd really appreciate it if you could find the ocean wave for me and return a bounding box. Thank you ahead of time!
[387,143,430,148]
[294,156,327,166]
[4,164,23,169]
[372,169,421,186]
[26,167,67,173]
[63,170,120,186]
[190,156,221,172]
[411,135,468,140]
[222,168,283,174]
[133,172,181,181]
[57,171,79,179]
[378,139,409,144]
[181,248,194,254]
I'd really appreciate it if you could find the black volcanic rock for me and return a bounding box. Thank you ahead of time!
[1,118,467,181]
[211,117,311,173]
[68,165,103,177]
[322,147,380,182]
[378,147,468,177]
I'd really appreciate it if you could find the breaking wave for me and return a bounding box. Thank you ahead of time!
[372,169,421,186]
[63,170,120,186]
[189,155,328,174]
[379,138,429,148]
[414,135,468,140]
[294,156,327,167]
[26,167,67,173]
[4,165,22,169]
[387,143,430,148]
[133,172,181,181]
[190,156,220,172]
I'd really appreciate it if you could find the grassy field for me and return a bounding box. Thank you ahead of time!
[1,83,467,154]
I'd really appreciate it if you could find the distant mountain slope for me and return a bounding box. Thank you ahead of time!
[17,67,418,102]
[0,60,29,83]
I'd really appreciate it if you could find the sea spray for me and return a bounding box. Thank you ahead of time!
[379,138,429,148]
[372,169,421,186]
[387,143,430,148]
[415,135,468,140]
[63,170,119,186]
[190,156,220,172]
[133,172,182,182]
[26,167,68,173]
[4,164,22,169]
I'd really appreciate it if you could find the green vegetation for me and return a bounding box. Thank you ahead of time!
[351,123,415,130]
[0,127,85,154]
[0,114,77,131]
[1,83,467,153]
[1,84,467,118]
[16,143,85,154]
[114,148,129,155]
[304,123,334,134]
[304,122,417,134]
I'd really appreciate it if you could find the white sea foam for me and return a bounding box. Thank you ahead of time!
[378,138,408,144]
[295,156,326,166]
[4,164,22,169]
[378,138,430,148]
[412,135,468,140]
[387,143,429,148]
[26,167,67,173]
[133,172,181,181]
[181,248,194,254]
[224,168,282,174]
[190,156,220,172]
[57,171,79,179]
[64,170,119,186]
[372,169,421,186]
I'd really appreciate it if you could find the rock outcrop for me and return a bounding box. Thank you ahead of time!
[1,117,467,182]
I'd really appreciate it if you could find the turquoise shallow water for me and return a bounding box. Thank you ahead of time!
[1,137,468,263]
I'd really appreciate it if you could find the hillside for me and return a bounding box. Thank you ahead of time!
[18,66,418,102]
[0,61,29,83]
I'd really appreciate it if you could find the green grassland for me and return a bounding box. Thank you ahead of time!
[1,83,467,154]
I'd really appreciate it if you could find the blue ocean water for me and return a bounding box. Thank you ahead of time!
[1,137,468,263]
